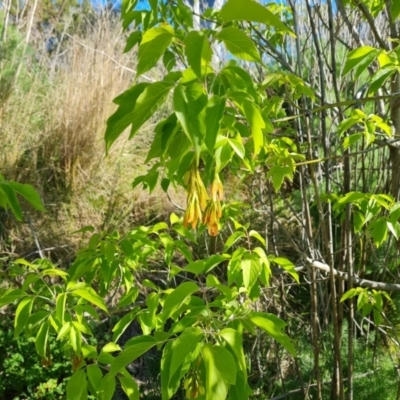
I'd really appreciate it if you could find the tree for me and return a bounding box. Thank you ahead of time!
[2,0,400,399]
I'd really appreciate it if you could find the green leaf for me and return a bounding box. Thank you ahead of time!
[119,373,140,400]
[249,230,266,246]
[98,351,115,365]
[353,211,365,233]
[110,336,157,375]
[271,257,299,283]
[241,257,262,290]
[105,81,173,151]
[184,260,206,275]
[73,321,93,336]
[336,191,367,206]
[41,268,68,279]
[0,289,25,307]
[228,138,245,159]
[387,220,400,239]
[373,308,382,325]
[219,328,247,380]
[35,320,50,358]
[129,81,174,139]
[72,288,108,313]
[220,65,258,101]
[184,31,212,79]
[161,282,199,321]
[392,1,400,21]
[343,133,363,150]
[82,345,97,360]
[105,83,149,150]
[57,322,72,340]
[70,326,82,354]
[224,231,246,251]
[0,183,22,221]
[14,297,33,338]
[369,217,388,247]
[354,49,379,78]
[249,312,296,356]
[121,1,139,20]
[112,309,137,342]
[161,340,190,400]
[369,66,396,94]
[267,165,290,191]
[66,369,87,400]
[100,373,116,400]
[26,311,49,333]
[241,100,265,156]
[202,343,237,400]
[173,83,207,158]
[206,275,234,302]
[343,46,378,76]
[341,288,361,302]
[137,24,174,77]
[169,327,203,382]
[217,27,261,62]
[81,304,100,321]
[204,254,230,273]
[87,364,102,397]
[205,96,225,154]
[118,287,139,307]
[124,31,142,53]
[163,50,176,72]
[229,370,252,400]
[9,182,45,212]
[221,0,295,37]
[338,116,361,136]
[56,293,66,324]
[102,342,122,353]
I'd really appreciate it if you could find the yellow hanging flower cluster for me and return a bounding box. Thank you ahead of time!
[202,199,222,236]
[210,172,224,202]
[183,368,205,399]
[183,164,224,236]
[183,164,209,230]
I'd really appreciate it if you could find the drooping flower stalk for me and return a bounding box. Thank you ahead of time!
[183,163,209,229]
[183,164,224,236]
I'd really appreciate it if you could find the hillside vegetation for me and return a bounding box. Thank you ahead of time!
[2,1,400,400]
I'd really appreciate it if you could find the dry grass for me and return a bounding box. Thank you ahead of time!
[0,14,182,259]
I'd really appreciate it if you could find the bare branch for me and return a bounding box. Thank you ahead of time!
[305,258,400,292]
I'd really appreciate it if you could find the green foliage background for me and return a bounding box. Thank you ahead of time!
[2,0,400,399]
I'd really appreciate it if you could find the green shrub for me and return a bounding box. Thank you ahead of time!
[0,316,71,400]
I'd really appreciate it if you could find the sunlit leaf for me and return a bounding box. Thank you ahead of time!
[221,0,295,36]
[217,27,261,62]
[202,343,237,400]
[173,83,207,158]
[161,282,199,321]
[0,183,22,221]
[72,288,108,313]
[100,373,116,400]
[9,182,45,212]
[343,46,378,76]
[249,312,296,356]
[137,24,174,77]
[14,297,33,338]
[119,373,140,400]
[219,328,247,380]
[169,327,203,382]
[184,31,212,79]
[66,369,87,400]
[110,336,158,375]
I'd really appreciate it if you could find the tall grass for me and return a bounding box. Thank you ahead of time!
[0,12,178,259]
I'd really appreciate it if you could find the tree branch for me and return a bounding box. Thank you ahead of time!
[305,258,400,292]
